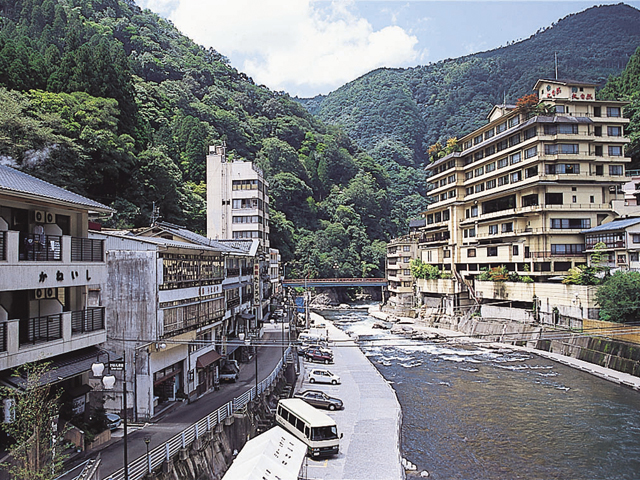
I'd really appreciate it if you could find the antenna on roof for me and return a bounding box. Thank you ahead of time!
[150,202,160,227]
[503,91,506,105]
[555,52,558,80]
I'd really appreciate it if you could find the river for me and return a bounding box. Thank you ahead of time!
[318,309,640,480]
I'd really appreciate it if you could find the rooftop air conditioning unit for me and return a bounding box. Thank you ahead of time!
[45,212,55,223]
[34,210,45,223]
[35,288,45,300]
[45,288,56,299]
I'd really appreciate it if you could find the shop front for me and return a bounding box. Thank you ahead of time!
[153,362,183,406]
[196,349,222,395]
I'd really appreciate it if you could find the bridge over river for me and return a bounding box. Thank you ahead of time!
[282,277,388,287]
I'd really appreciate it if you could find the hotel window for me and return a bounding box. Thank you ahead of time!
[470,206,478,217]
[498,175,509,186]
[466,187,474,196]
[524,146,538,159]
[590,195,595,203]
[594,126,602,137]
[545,144,579,155]
[510,152,521,164]
[497,158,508,169]
[440,178,448,187]
[508,116,520,128]
[447,160,455,169]
[513,245,519,256]
[484,128,495,140]
[508,134,521,147]
[607,126,622,137]
[487,246,498,257]
[434,212,442,223]
[467,249,476,258]
[474,151,484,161]
[523,127,537,140]
[486,179,496,189]
[403,245,411,252]
[608,146,623,157]
[448,174,456,184]
[525,166,538,178]
[474,134,483,145]
[551,244,585,255]
[609,165,624,176]
[607,107,621,117]
[463,156,473,166]
[558,124,578,134]
[463,140,472,150]
[486,162,496,173]
[403,257,410,263]
[546,164,580,174]
[475,183,485,193]
[572,195,577,203]
[496,121,507,134]
[443,209,450,221]
[440,193,447,201]
[633,234,640,244]
[550,218,591,229]
[545,193,563,205]
[427,214,434,224]
[502,222,513,233]
[496,139,508,152]
[465,171,474,180]
[522,194,538,207]
[463,227,476,238]
[555,105,566,113]
[485,145,496,157]
[618,254,627,264]
[444,250,451,258]
[449,190,456,198]
[404,269,411,275]
[488,224,498,235]
[510,171,522,183]
[475,167,484,176]
[631,252,639,262]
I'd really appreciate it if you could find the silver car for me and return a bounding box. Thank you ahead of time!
[308,368,340,385]
[294,389,344,410]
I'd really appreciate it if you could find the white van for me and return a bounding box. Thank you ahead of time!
[275,398,342,457]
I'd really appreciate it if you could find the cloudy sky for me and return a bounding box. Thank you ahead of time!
[135,0,640,98]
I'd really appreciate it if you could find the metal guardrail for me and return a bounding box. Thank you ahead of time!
[103,346,291,480]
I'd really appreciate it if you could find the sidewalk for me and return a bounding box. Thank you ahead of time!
[369,306,640,391]
[297,312,404,480]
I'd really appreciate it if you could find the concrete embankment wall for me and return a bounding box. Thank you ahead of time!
[429,315,640,378]
[147,375,291,480]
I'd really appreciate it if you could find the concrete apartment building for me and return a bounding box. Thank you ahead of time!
[388,79,631,322]
[0,165,112,421]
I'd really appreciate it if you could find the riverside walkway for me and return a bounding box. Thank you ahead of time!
[297,312,403,480]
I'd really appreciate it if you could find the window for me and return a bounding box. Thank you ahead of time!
[590,195,595,203]
[631,252,639,262]
[464,228,476,238]
[403,269,411,275]
[486,162,496,173]
[434,212,442,223]
[551,244,585,255]
[510,171,522,183]
[509,134,521,147]
[470,206,478,217]
[522,194,538,207]
[544,144,579,155]
[595,146,603,156]
[525,166,538,178]
[465,171,474,180]
[618,254,627,264]
[498,158,508,168]
[496,139,508,152]
[487,246,498,257]
[608,146,623,157]
[440,193,447,201]
[484,128,495,140]
[508,116,520,128]
[545,193,563,205]
[498,175,509,186]
[475,167,484,176]
[232,179,258,190]
[523,127,537,140]
[444,250,451,258]
[594,126,602,137]
[488,224,498,235]
[502,222,513,233]
[463,140,472,150]
[594,106,601,117]
[474,134,483,145]
[475,183,484,193]
[485,145,496,156]
[545,164,580,174]
[510,152,521,164]
[463,156,473,165]
[474,151,484,161]
[525,146,538,159]
[448,174,456,184]
[609,165,624,176]
[496,121,507,134]
[607,126,622,137]
[443,209,450,221]
[558,124,578,134]
[513,245,519,256]
[572,195,577,203]
[403,257,410,263]
[607,107,621,117]
[448,190,457,198]
[439,178,447,187]
[403,245,411,252]
[467,249,476,257]
[633,234,640,244]
[550,218,591,229]
[466,187,474,196]
[427,214,433,224]
[486,179,496,189]
[555,105,565,113]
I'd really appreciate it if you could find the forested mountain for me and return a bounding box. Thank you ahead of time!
[300,4,640,167]
[1,1,639,281]
[0,0,393,277]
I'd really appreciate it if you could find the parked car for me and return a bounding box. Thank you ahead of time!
[220,359,239,382]
[106,413,122,431]
[294,389,344,411]
[308,369,340,385]
[299,344,332,357]
[305,349,334,364]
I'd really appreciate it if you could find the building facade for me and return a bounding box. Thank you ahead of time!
[0,165,111,423]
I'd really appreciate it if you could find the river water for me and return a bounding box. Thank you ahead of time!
[319,309,640,480]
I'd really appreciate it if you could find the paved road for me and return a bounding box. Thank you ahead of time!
[298,313,403,480]
[61,325,288,480]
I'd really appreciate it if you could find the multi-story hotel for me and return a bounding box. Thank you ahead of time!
[206,144,270,249]
[389,79,631,313]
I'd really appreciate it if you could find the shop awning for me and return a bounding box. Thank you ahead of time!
[196,350,222,369]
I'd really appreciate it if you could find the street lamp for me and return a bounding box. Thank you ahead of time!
[92,352,128,480]
[144,436,151,475]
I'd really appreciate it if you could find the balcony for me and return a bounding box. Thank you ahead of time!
[20,234,62,261]
[474,280,598,308]
[71,307,105,335]
[416,278,458,295]
[20,313,63,346]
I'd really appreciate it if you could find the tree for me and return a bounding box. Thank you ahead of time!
[0,362,68,480]
[595,270,640,323]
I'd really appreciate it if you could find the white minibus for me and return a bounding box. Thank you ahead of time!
[275,398,342,457]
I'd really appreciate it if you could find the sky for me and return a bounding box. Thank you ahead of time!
[134,1,640,98]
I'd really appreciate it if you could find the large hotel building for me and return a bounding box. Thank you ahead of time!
[388,79,631,310]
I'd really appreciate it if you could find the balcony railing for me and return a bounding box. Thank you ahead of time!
[528,251,587,259]
[19,313,63,346]
[0,323,6,352]
[71,307,105,335]
[19,234,61,261]
[0,231,5,261]
[71,237,104,262]
[227,268,240,277]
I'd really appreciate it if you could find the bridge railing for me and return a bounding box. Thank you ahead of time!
[283,277,387,284]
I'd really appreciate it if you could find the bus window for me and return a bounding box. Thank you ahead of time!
[305,426,310,439]
[296,418,305,432]
[311,426,338,441]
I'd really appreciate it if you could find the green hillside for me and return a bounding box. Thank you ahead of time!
[302,4,640,166]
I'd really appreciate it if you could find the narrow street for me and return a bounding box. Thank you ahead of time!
[61,325,288,480]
